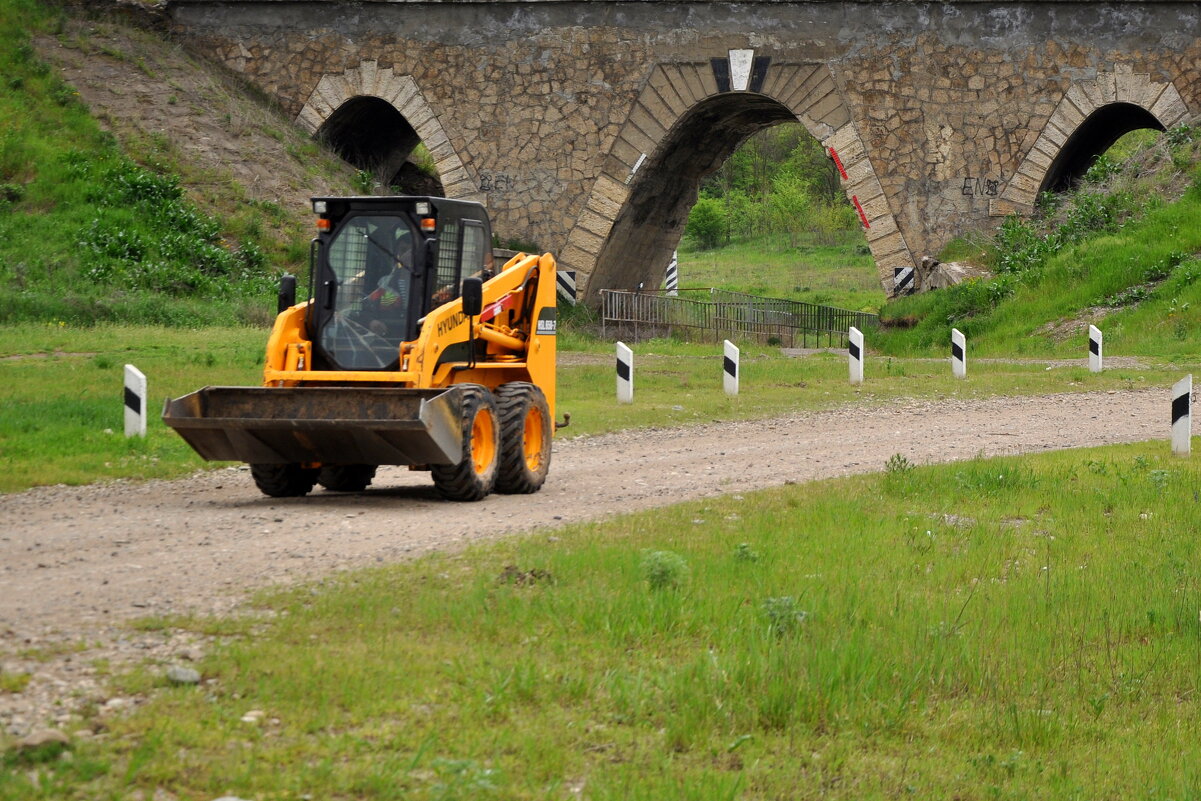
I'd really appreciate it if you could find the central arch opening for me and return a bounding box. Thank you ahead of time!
[590,94,800,294]
[318,96,444,196]
[1039,102,1167,194]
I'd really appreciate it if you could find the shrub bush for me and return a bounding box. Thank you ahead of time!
[685,194,727,250]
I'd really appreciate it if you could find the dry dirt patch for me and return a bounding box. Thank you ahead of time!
[34,17,351,225]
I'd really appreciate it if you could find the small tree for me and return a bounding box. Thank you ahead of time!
[768,173,813,248]
[686,194,727,250]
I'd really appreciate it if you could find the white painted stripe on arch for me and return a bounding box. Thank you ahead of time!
[629,152,647,181]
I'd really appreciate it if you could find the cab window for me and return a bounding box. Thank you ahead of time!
[320,214,415,370]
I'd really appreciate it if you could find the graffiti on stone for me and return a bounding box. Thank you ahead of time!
[479,172,516,194]
[479,169,565,199]
[961,177,1001,197]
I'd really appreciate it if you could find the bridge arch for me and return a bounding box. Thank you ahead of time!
[993,68,1190,215]
[1039,103,1165,193]
[316,96,438,192]
[295,61,483,202]
[563,55,915,303]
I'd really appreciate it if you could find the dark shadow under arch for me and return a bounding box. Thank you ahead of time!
[317,96,443,195]
[1040,102,1165,194]
[590,93,800,294]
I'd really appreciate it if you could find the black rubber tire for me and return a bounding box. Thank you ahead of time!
[495,382,552,494]
[431,385,500,502]
[317,464,377,492]
[250,464,320,498]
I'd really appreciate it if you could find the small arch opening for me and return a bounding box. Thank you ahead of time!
[1039,102,1166,194]
[318,96,444,196]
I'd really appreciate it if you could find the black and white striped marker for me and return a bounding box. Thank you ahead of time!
[1172,374,1192,456]
[951,328,967,379]
[557,270,577,305]
[723,340,739,397]
[665,251,679,296]
[894,266,914,295]
[1089,325,1103,373]
[849,326,864,385]
[124,364,147,438]
[616,341,634,404]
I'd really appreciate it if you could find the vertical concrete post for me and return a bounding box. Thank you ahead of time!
[124,364,147,438]
[1089,325,1103,373]
[723,340,739,397]
[1172,374,1192,456]
[849,326,864,386]
[665,251,679,296]
[616,342,634,404]
[951,328,967,379]
[557,270,577,305]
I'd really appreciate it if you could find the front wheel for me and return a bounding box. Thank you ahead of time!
[431,385,500,501]
[250,464,320,498]
[495,382,552,494]
[317,464,377,492]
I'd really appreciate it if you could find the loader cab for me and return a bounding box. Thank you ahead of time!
[308,196,493,371]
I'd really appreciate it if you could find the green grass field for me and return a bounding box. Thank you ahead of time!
[677,233,884,313]
[1,323,1189,494]
[5,444,1200,799]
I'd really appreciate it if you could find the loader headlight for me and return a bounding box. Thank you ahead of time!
[415,202,431,215]
[312,200,328,214]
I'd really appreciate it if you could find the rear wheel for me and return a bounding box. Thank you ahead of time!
[495,382,551,494]
[431,385,499,501]
[250,464,320,498]
[317,464,377,492]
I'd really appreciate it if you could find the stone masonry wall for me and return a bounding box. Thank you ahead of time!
[168,1,1201,296]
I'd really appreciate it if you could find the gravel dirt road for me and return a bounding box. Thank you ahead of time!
[0,389,1169,734]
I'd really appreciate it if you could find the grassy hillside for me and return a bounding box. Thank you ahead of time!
[0,0,351,326]
[878,127,1201,358]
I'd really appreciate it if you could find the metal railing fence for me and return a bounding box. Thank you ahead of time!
[599,288,878,347]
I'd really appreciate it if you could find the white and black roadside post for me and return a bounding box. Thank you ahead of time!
[556,270,577,305]
[951,328,967,379]
[1089,325,1103,373]
[849,326,864,385]
[723,339,739,397]
[665,251,679,296]
[1172,374,1192,456]
[124,364,147,438]
[616,341,634,404]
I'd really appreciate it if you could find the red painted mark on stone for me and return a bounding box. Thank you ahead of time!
[852,195,870,229]
[829,147,848,180]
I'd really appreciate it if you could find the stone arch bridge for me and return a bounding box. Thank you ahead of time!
[167,0,1200,302]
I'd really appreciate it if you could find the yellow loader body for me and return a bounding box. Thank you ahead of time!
[163,196,559,500]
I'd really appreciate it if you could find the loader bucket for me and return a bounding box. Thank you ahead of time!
[162,386,462,466]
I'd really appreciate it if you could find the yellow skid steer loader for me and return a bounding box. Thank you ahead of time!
[163,196,560,500]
